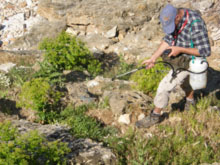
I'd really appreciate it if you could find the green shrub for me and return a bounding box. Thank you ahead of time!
[60,105,116,141]
[0,122,18,141]
[0,121,70,165]
[33,60,64,86]
[39,31,102,76]
[17,78,63,122]
[130,59,169,95]
[8,66,34,87]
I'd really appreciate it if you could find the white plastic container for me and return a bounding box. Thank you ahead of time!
[189,57,208,90]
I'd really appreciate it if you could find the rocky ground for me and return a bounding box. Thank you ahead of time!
[0,0,40,48]
[0,0,219,67]
[0,0,220,164]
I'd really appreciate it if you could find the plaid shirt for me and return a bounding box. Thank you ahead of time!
[163,8,211,57]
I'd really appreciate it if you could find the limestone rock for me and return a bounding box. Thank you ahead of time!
[65,82,96,107]
[0,62,16,73]
[118,114,131,125]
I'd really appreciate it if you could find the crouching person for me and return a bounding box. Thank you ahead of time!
[136,4,211,128]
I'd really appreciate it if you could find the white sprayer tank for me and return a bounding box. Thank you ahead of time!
[189,57,208,90]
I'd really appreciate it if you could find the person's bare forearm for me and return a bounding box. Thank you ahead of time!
[168,46,200,57]
[179,47,200,56]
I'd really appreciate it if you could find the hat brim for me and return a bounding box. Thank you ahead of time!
[163,20,175,34]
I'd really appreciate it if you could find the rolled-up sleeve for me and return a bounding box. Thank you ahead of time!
[191,21,211,57]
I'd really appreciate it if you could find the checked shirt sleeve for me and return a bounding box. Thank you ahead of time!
[163,34,174,46]
[191,21,211,57]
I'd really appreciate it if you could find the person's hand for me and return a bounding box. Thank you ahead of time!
[141,58,155,69]
[167,46,181,57]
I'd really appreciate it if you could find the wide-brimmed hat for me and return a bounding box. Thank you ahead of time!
[160,4,177,34]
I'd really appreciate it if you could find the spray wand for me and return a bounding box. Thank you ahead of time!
[111,49,209,81]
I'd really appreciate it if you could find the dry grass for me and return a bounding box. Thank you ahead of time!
[0,52,38,66]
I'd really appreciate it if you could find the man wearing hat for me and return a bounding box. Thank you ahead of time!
[136,4,211,128]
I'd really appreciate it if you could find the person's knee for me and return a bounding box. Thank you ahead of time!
[154,93,169,108]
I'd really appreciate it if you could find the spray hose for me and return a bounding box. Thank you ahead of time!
[112,60,209,81]
[156,60,209,79]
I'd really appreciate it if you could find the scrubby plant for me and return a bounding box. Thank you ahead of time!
[149,124,220,164]
[104,128,137,164]
[7,66,34,87]
[17,78,64,123]
[0,121,70,165]
[130,59,169,95]
[39,31,102,77]
[33,60,64,86]
[59,105,116,141]
[105,124,220,164]
[0,121,18,141]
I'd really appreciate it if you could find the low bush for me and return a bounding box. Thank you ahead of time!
[8,66,34,87]
[0,121,70,165]
[130,59,169,96]
[17,78,64,123]
[39,31,102,77]
[59,105,116,141]
[33,60,64,86]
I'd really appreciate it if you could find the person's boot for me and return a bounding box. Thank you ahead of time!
[135,111,163,128]
[171,98,186,111]
[172,98,196,111]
